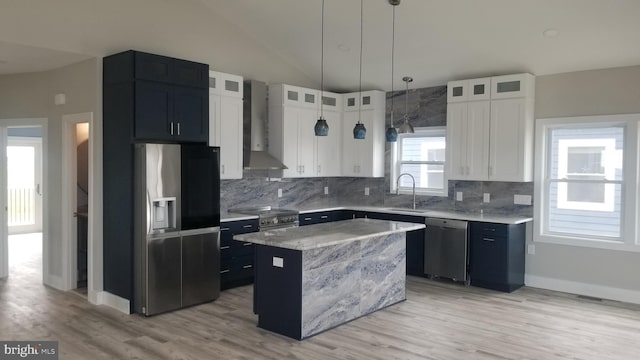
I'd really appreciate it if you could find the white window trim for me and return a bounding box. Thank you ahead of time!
[390,126,448,197]
[534,114,640,252]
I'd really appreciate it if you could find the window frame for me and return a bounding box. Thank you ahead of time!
[390,126,448,197]
[534,114,640,252]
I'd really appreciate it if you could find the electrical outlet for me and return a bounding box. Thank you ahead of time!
[527,244,536,255]
[277,188,282,198]
[456,191,463,201]
[324,186,329,195]
[483,193,491,203]
[364,187,370,196]
[514,194,532,205]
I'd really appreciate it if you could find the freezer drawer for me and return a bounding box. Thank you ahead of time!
[424,218,468,282]
[182,229,220,307]
[147,235,182,315]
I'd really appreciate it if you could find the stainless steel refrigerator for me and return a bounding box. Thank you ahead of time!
[133,143,220,316]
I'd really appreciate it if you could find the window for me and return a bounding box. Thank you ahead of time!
[391,127,447,196]
[535,114,640,251]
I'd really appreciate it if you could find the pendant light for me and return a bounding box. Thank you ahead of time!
[398,76,415,133]
[314,0,329,136]
[352,0,366,140]
[385,0,400,142]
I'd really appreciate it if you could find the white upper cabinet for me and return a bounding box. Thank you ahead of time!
[270,85,384,178]
[490,73,535,100]
[341,90,385,177]
[446,73,534,182]
[209,70,243,179]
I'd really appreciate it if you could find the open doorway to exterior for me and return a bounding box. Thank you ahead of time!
[6,126,43,285]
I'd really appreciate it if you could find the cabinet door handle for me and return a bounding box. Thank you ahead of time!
[302,165,305,173]
[320,215,328,219]
[220,269,230,274]
[242,224,254,228]
[488,165,493,176]
[221,227,230,231]
[484,228,496,232]
[221,164,225,174]
[304,217,312,221]
[177,122,181,135]
[242,264,253,269]
[220,246,230,250]
[170,122,174,135]
[482,237,495,242]
[466,166,470,175]
[242,242,252,246]
[318,165,321,174]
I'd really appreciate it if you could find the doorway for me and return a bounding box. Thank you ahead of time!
[2,125,44,285]
[61,113,91,293]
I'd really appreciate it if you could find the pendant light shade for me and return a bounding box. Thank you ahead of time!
[314,0,328,136]
[314,116,329,136]
[353,0,366,140]
[398,76,414,134]
[386,0,399,142]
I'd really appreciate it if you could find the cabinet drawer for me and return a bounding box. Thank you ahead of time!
[473,222,509,237]
[222,219,259,235]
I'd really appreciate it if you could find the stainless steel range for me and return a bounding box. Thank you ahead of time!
[230,206,299,230]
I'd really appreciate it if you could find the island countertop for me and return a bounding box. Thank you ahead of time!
[233,218,426,251]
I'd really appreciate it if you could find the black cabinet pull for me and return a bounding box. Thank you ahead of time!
[221,227,230,231]
[320,215,328,219]
[220,269,230,274]
[242,242,252,246]
[242,224,253,228]
[304,217,312,221]
[220,246,230,250]
[482,237,495,242]
[242,265,253,269]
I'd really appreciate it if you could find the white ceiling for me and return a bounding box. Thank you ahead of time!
[205,0,640,91]
[1,0,639,91]
[0,41,92,75]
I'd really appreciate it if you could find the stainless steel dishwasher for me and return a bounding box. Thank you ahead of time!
[424,218,469,284]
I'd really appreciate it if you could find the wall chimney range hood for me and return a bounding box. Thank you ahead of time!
[243,80,287,170]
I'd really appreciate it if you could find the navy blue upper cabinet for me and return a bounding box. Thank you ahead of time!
[104,50,208,143]
[134,51,208,88]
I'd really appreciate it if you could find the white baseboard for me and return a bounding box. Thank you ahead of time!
[98,291,131,314]
[44,274,64,290]
[525,275,640,305]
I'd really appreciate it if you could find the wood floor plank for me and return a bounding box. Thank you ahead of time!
[2,240,640,360]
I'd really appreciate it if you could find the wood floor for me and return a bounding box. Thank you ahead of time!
[2,240,640,359]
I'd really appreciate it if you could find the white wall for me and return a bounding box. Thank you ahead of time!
[529,65,640,301]
[0,0,315,88]
[0,58,97,285]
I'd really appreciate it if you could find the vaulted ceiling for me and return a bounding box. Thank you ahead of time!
[1,0,639,92]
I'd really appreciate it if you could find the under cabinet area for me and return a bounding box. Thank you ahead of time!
[469,221,526,292]
[208,70,243,179]
[447,73,534,182]
[220,219,259,290]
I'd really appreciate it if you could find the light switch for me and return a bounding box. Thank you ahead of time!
[456,191,463,201]
[527,244,536,255]
[364,187,370,196]
[273,256,284,268]
[277,188,283,198]
[483,193,490,203]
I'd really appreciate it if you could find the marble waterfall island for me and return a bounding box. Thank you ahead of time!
[234,218,426,340]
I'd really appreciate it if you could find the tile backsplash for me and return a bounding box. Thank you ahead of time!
[221,84,533,217]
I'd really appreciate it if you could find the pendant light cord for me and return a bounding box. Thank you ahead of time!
[320,0,325,119]
[358,0,363,125]
[390,4,395,127]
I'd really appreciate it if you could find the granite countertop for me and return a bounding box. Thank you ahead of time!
[233,218,425,250]
[222,206,532,225]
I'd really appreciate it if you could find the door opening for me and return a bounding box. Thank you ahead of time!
[6,126,43,284]
[75,123,89,290]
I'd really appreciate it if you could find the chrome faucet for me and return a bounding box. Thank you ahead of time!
[396,173,416,210]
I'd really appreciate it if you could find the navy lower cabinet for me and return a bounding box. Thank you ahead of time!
[220,219,259,290]
[469,222,526,292]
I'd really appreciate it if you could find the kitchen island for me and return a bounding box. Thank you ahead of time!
[234,218,426,340]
